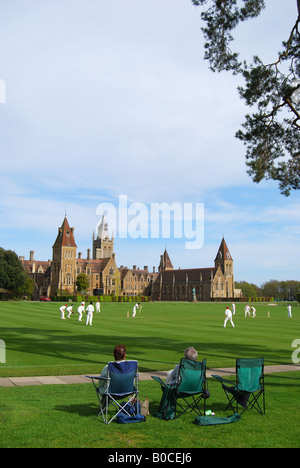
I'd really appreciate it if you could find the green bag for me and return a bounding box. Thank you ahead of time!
[153,385,177,420]
[194,413,241,426]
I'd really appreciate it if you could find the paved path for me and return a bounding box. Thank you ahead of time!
[0,364,299,387]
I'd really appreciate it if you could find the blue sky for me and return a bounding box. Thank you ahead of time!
[0,0,299,286]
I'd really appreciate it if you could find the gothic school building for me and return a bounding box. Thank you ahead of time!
[20,216,240,302]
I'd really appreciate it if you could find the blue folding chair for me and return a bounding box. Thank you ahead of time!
[86,360,139,424]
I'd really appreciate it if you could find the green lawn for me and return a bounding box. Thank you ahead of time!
[0,373,299,448]
[0,300,299,448]
[0,300,299,377]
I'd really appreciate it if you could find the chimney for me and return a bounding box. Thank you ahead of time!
[87,249,91,260]
[30,250,34,263]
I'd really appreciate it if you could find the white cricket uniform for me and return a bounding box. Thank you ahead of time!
[132,303,140,318]
[77,305,84,321]
[86,304,94,326]
[224,309,235,328]
[96,302,101,313]
[60,305,66,319]
[66,306,73,318]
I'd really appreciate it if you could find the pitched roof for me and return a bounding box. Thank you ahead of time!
[157,268,214,284]
[159,249,173,270]
[215,237,233,261]
[76,257,111,273]
[52,217,77,249]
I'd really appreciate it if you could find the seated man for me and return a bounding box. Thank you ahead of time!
[166,347,198,386]
[99,344,127,394]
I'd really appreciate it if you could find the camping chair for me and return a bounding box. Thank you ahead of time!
[212,357,265,415]
[86,360,139,424]
[152,358,209,419]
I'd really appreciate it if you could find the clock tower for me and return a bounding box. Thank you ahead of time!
[214,237,234,297]
[50,217,77,296]
[93,214,114,259]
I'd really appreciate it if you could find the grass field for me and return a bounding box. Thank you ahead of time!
[0,300,299,448]
[0,300,299,377]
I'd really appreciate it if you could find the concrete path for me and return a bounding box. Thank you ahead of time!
[0,364,299,387]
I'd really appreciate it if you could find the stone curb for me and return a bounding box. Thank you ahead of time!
[0,364,299,387]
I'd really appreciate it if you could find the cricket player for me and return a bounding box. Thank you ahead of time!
[86,302,94,326]
[77,304,84,322]
[244,304,251,317]
[251,306,256,318]
[96,301,101,313]
[66,305,73,318]
[224,306,235,328]
[60,304,67,320]
[132,302,142,318]
[287,304,292,318]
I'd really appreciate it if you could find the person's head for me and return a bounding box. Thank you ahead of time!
[184,347,198,361]
[113,344,127,361]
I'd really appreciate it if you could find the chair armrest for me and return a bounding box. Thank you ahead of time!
[85,375,110,381]
[151,375,166,387]
[212,374,234,386]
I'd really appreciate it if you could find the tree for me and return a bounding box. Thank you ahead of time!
[235,280,258,297]
[191,0,300,195]
[0,248,26,293]
[76,273,90,293]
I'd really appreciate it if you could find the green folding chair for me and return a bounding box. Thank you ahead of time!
[212,358,265,415]
[152,358,209,419]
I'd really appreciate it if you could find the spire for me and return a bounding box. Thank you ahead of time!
[159,249,174,271]
[215,237,233,262]
[52,217,77,249]
[97,214,110,240]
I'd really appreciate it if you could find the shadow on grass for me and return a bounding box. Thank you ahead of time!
[55,403,99,417]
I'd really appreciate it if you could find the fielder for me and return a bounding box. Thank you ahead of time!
[251,306,256,318]
[86,301,94,326]
[244,304,251,317]
[224,306,235,328]
[96,301,101,313]
[287,304,292,318]
[77,304,84,322]
[60,304,67,320]
[66,304,73,318]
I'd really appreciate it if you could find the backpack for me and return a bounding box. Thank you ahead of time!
[116,400,146,424]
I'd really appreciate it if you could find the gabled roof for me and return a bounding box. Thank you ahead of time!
[77,257,111,274]
[52,217,77,249]
[159,249,174,271]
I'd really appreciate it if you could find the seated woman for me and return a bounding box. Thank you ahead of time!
[166,347,198,386]
[99,344,127,394]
